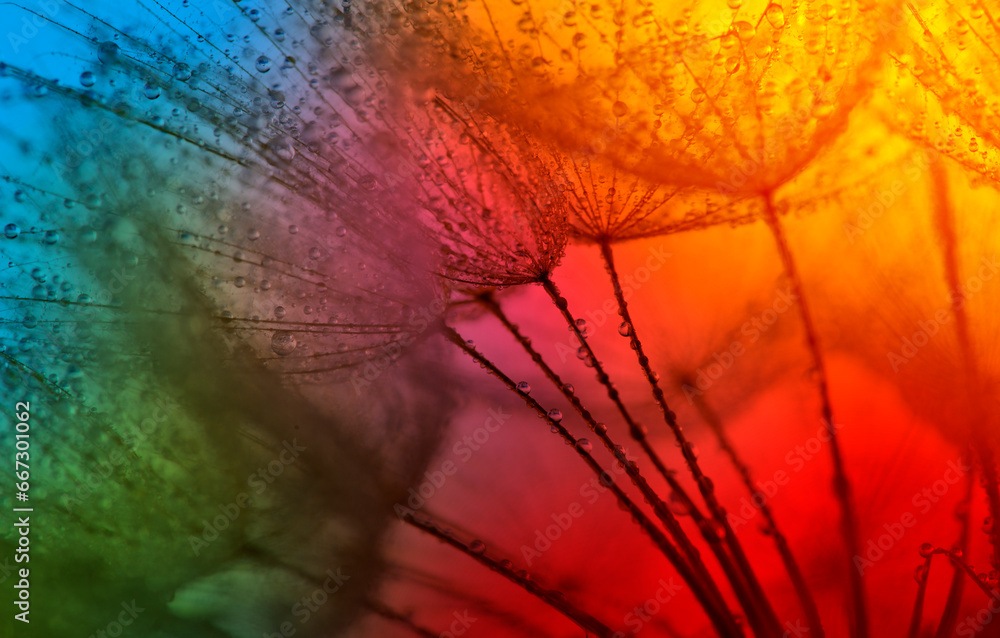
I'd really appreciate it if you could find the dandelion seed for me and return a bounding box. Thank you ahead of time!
[4,1,1000,637]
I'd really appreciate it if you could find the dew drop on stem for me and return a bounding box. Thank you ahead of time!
[271,331,298,356]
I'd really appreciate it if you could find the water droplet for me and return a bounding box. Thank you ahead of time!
[618,321,631,337]
[612,101,628,118]
[700,519,726,539]
[765,3,785,29]
[143,82,161,99]
[274,306,286,319]
[335,226,347,237]
[668,492,691,515]
[43,230,59,245]
[173,63,192,81]
[727,0,742,8]
[308,247,321,260]
[271,331,297,356]
[734,21,755,42]
[469,540,486,554]
[918,542,934,558]
[594,422,608,435]
[576,438,593,451]
[248,228,260,241]
[516,381,531,394]
[81,193,101,210]
[698,475,714,493]
[682,441,699,459]
[914,564,928,582]
[234,277,246,288]
[97,41,119,64]
[256,55,272,73]
[547,408,563,422]
[79,71,95,87]
[4,223,19,239]
[267,135,295,161]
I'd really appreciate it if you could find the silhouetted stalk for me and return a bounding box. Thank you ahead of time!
[760,194,867,638]
[534,274,774,631]
[398,509,616,637]
[476,291,761,619]
[385,564,556,636]
[532,275,694,494]
[933,456,974,637]
[690,390,825,637]
[912,549,1000,635]
[939,548,994,599]
[930,161,1000,578]
[597,241,783,637]
[440,324,745,637]
[367,600,442,638]
[907,555,935,638]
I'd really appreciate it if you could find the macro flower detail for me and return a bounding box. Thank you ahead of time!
[2,1,1000,638]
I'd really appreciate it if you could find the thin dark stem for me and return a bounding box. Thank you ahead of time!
[398,510,616,637]
[478,292,743,622]
[929,160,1000,577]
[366,600,442,638]
[690,389,825,637]
[934,454,974,638]
[761,194,867,638]
[938,548,994,599]
[596,241,783,637]
[532,276,699,509]
[535,276,775,629]
[907,555,934,638]
[440,324,745,638]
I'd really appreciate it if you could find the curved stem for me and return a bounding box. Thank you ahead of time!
[533,275,699,509]
[929,160,1000,578]
[907,555,934,638]
[597,241,784,637]
[399,509,616,637]
[441,324,745,637]
[933,453,974,638]
[478,292,741,621]
[691,391,824,637]
[762,194,867,638]
[367,600,442,638]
